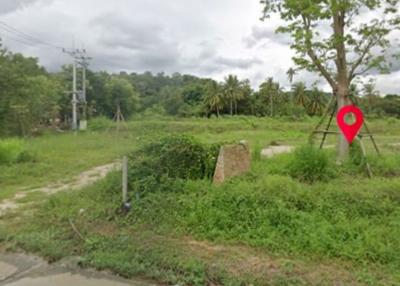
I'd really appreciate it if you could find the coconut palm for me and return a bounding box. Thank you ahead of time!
[307,87,326,116]
[286,68,296,84]
[259,77,280,117]
[223,75,241,116]
[204,81,223,117]
[292,82,307,107]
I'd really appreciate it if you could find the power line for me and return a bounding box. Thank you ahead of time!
[0,33,36,47]
[0,21,63,50]
[0,21,93,132]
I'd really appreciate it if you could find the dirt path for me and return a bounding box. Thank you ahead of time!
[0,162,120,217]
[0,253,154,286]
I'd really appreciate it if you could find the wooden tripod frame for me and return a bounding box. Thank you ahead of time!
[110,104,128,133]
[309,96,380,177]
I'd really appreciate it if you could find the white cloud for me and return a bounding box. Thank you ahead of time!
[0,0,398,94]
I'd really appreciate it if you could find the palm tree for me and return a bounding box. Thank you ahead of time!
[259,77,280,117]
[286,68,296,84]
[223,75,240,116]
[307,87,326,116]
[292,82,307,107]
[204,81,223,117]
[235,79,252,115]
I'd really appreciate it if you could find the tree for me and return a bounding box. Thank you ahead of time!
[238,79,253,114]
[204,81,223,117]
[307,87,327,116]
[261,0,400,161]
[286,68,296,84]
[362,80,380,114]
[259,77,280,117]
[292,82,308,108]
[223,75,241,116]
[0,47,60,136]
[104,77,140,119]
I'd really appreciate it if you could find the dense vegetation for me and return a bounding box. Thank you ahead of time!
[128,135,219,194]
[2,121,400,285]
[1,46,400,138]
[0,0,399,282]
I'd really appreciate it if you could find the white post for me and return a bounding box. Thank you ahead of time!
[122,156,128,204]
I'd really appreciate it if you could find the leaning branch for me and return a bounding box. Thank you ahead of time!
[302,15,337,90]
[348,37,380,81]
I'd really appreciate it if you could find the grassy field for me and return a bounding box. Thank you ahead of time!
[1,116,400,285]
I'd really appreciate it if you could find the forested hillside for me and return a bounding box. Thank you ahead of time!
[1,46,400,137]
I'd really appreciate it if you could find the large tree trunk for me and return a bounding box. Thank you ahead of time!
[334,10,350,163]
[336,86,351,163]
[230,98,233,116]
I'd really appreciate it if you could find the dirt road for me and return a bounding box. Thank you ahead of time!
[0,253,154,286]
[0,162,120,217]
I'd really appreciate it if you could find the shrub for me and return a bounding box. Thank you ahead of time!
[251,142,262,162]
[0,138,35,165]
[348,141,364,166]
[343,142,400,177]
[288,144,335,183]
[128,135,219,194]
[368,155,400,177]
[88,116,114,131]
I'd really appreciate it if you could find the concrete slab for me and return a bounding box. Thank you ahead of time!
[4,273,145,286]
[0,262,18,281]
[0,253,155,286]
[261,146,294,158]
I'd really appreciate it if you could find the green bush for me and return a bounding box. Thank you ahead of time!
[128,135,219,194]
[344,142,400,177]
[288,144,335,183]
[0,138,35,165]
[368,155,400,177]
[88,116,114,131]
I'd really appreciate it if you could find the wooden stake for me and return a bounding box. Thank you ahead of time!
[122,156,128,204]
[358,138,373,178]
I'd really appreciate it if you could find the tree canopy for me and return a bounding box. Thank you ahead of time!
[261,0,400,159]
[1,43,399,137]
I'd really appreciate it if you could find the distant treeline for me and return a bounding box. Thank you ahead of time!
[1,48,399,136]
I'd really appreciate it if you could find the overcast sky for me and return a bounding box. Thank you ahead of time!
[0,0,399,94]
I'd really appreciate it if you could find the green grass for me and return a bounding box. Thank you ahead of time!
[2,116,400,285]
[1,117,312,201]
[0,131,138,200]
[3,163,400,284]
[0,138,34,165]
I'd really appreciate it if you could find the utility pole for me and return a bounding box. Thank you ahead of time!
[63,48,91,131]
[76,50,91,130]
[63,48,80,130]
[72,58,78,130]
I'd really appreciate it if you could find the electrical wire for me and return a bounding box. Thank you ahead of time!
[0,20,63,51]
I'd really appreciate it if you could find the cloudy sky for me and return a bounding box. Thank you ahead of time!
[0,0,399,94]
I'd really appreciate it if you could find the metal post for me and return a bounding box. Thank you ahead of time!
[72,60,78,130]
[358,138,373,178]
[80,63,87,130]
[122,156,128,204]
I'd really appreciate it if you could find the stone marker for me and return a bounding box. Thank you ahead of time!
[213,140,251,184]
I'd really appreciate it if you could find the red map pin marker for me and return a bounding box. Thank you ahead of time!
[336,105,364,144]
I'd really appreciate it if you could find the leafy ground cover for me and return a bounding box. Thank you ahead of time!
[1,116,400,285]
